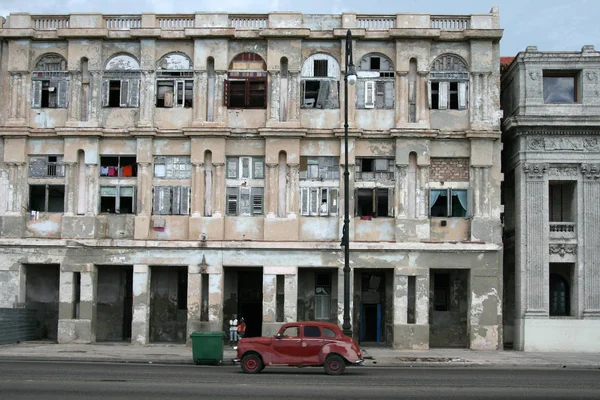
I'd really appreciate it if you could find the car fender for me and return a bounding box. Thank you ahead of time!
[318,341,357,364]
[239,343,273,364]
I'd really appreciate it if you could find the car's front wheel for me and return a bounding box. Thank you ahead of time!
[241,353,263,374]
[324,354,346,375]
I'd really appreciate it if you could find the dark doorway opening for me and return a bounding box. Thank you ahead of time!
[25,264,60,341]
[97,265,133,342]
[361,304,381,342]
[237,268,263,338]
[429,269,469,348]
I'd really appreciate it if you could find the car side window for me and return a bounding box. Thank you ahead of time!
[323,327,336,338]
[281,326,299,337]
[304,326,321,338]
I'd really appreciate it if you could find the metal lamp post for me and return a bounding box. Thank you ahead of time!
[342,29,357,337]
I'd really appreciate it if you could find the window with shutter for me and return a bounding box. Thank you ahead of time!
[365,80,375,108]
[120,80,129,107]
[241,157,250,179]
[251,187,264,215]
[309,188,319,216]
[57,80,68,108]
[329,188,338,215]
[458,82,468,110]
[226,187,238,215]
[429,54,469,110]
[253,158,265,179]
[384,81,394,109]
[438,82,449,110]
[227,157,238,179]
[153,186,172,215]
[239,187,251,215]
[101,80,110,107]
[300,188,309,216]
[172,186,182,215]
[356,80,365,109]
[32,81,43,108]
[128,79,140,107]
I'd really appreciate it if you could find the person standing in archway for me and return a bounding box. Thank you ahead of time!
[237,317,247,339]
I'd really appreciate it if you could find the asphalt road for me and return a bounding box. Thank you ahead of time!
[1,360,599,399]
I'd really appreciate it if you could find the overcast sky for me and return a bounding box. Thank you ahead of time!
[0,0,597,56]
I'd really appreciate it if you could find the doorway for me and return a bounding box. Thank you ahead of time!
[96,265,133,342]
[25,264,60,341]
[429,269,469,348]
[237,269,263,338]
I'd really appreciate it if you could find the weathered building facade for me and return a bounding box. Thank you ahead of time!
[0,9,503,349]
[502,46,600,352]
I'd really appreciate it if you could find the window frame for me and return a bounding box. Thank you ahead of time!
[543,70,579,104]
[153,156,192,179]
[29,184,65,213]
[355,187,394,218]
[152,185,191,216]
[355,158,395,181]
[155,76,194,108]
[300,187,338,217]
[99,185,136,214]
[31,78,69,109]
[224,77,267,109]
[225,186,264,216]
[429,188,469,218]
[101,76,140,108]
[28,155,66,178]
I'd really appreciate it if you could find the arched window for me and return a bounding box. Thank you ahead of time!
[356,53,394,109]
[550,273,570,316]
[300,53,340,109]
[428,54,469,110]
[224,52,267,109]
[31,54,68,109]
[102,54,140,108]
[156,53,193,108]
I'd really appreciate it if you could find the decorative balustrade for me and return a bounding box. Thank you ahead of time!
[158,16,194,29]
[229,16,268,29]
[550,222,577,238]
[431,16,470,30]
[357,16,395,30]
[104,16,142,30]
[33,17,69,30]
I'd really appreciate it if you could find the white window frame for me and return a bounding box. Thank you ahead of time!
[101,78,140,108]
[153,156,191,179]
[156,78,194,108]
[31,79,69,109]
[429,188,470,218]
[99,185,136,214]
[300,187,338,217]
[226,156,265,180]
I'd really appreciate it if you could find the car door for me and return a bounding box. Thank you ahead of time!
[301,325,324,364]
[271,325,303,365]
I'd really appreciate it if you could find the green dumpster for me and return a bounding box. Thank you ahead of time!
[190,331,225,365]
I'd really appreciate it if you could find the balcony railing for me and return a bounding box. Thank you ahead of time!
[357,16,395,29]
[431,16,470,30]
[550,222,576,239]
[229,15,268,29]
[105,16,142,30]
[33,17,69,30]
[158,16,194,29]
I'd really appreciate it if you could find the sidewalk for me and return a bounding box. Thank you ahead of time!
[0,341,599,369]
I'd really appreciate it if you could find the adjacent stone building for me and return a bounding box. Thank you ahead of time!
[502,46,600,352]
[0,9,503,349]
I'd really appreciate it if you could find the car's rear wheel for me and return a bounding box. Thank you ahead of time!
[324,354,346,375]
[241,353,263,374]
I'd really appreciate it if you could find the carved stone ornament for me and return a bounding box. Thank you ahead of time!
[548,167,579,177]
[581,163,600,179]
[586,71,598,83]
[549,244,577,258]
[583,138,600,150]
[528,138,544,150]
[529,71,540,81]
[522,163,547,179]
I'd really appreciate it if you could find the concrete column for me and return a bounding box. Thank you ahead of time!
[131,264,151,345]
[138,71,155,127]
[266,163,277,218]
[80,264,97,343]
[287,164,299,218]
[213,163,225,217]
[194,71,207,124]
[18,73,27,121]
[417,165,429,219]
[581,164,600,317]
[269,71,280,122]
[9,72,19,120]
[7,162,25,214]
[191,162,203,217]
[58,264,96,344]
[207,265,223,327]
[522,163,548,316]
[58,271,75,320]
[416,72,429,124]
[89,71,101,124]
[64,162,76,216]
[284,270,298,322]
[396,165,407,218]
[215,72,226,123]
[137,162,152,216]
[67,72,81,122]
[263,274,277,323]
[396,72,408,125]
[86,164,99,216]
[393,272,408,325]
[187,264,202,339]
[337,266,354,328]
[415,274,429,325]
[289,71,300,122]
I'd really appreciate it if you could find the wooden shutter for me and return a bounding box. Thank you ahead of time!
[101,79,110,107]
[172,186,182,215]
[31,80,43,108]
[300,188,309,216]
[226,187,238,215]
[128,79,140,108]
[227,157,238,179]
[384,81,394,109]
[356,80,365,109]
[388,188,394,217]
[458,81,468,110]
[57,80,68,108]
[153,186,172,215]
[120,80,129,107]
[438,82,449,110]
[241,157,250,179]
[309,188,319,216]
[253,158,265,179]
[251,187,264,215]
[180,186,191,215]
[223,79,230,106]
[316,80,330,109]
[239,187,251,215]
[427,80,432,109]
[365,80,375,109]
[329,188,338,215]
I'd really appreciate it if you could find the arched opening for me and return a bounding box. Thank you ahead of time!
[207,57,215,121]
[204,150,213,217]
[102,53,141,108]
[226,52,267,109]
[550,268,571,317]
[407,152,418,218]
[408,58,417,122]
[31,53,68,109]
[429,54,469,110]
[156,53,193,108]
[77,150,86,215]
[280,57,289,121]
[278,151,287,217]
[300,53,340,109]
[356,53,394,110]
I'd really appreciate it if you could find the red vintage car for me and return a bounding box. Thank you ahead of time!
[234,321,363,375]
